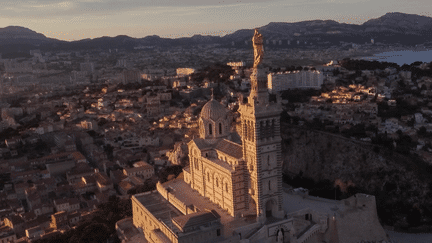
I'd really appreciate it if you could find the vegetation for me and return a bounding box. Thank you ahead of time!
[190,63,234,85]
[158,165,184,183]
[282,122,432,232]
[340,59,432,79]
[127,179,156,195]
[340,58,400,71]
[34,196,130,243]
[280,89,321,103]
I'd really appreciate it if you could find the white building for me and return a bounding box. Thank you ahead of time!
[176,68,195,76]
[268,70,324,93]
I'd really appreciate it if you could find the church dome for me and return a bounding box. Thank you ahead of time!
[200,98,227,121]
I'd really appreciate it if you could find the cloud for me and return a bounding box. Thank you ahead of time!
[23,1,76,10]
[0,0,269,19]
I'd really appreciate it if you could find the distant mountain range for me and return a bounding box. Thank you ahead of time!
[1,12,432,54]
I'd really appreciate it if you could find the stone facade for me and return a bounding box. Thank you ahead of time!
[184,69,284,221]
[238,67,284,220]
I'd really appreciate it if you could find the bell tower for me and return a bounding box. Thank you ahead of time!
[238,29,284,220]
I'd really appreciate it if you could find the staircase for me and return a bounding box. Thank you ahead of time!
[296,224,321,243]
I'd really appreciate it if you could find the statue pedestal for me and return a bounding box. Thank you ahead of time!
[248,67,269,106]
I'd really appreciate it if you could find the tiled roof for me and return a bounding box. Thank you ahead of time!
[0,226,14,235]
[118,181,134,191]
[110,170,127,181]
[52,211,67,219]
[22,211,36,221]
[6,215,24,225]
[215,139,242,159]
[190,138,212,150]
[124,166,152,175]
[41,177,56,186]
[54,198,80,206]
[94,172,112,186]
[14,182,30,190]
[94,192,109,203]
[129,176,144,186]
[133,161,153,169]
[31,151,74,164]
[67,211,80,219]
[71,151,86,161]
[82,175,96,185]
[26,225,43,234]
[67,163,93,176]
[172,211,218,231]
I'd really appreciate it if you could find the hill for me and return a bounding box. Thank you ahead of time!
[1,12,432,53]
[282,125,432,230]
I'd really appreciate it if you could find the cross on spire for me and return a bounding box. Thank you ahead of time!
[211,88,214,100]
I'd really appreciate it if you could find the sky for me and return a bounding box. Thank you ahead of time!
[1,0,431,41]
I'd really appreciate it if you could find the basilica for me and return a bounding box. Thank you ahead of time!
[130,30,388,243]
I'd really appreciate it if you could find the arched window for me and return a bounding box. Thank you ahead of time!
[266,120,270,138]
[207,173,210,181]
[260,121,264,137]
[209,124,213,135]
[250,122,255,142]
[216,178,219,187]
[219,123,222,134]
[268,180,271,191]
[244,121,248,139]
[225,183,228,192]
[267,155,270,166]
[271,119,275,137]
[195,159,199,170]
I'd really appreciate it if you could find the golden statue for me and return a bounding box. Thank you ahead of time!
[252,28,264,68]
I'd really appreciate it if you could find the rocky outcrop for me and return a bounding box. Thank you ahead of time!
[282,125,431,209]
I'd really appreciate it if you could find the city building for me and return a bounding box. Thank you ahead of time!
[25,225,44,241]
[53,198,80,213]
[176,68,196,76]
[267,70,324,93]
[123,161,154,180]
[50,211,69,230]
[4,60,32,73]
[123,69,141,84]
[80,62,95,74]
[0,226,17,243]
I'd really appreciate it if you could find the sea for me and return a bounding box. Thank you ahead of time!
[357,49,432,66]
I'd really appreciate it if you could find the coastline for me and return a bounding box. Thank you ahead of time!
[352,47,432,65]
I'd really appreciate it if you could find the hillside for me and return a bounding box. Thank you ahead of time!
[282,124,432,229]
[1,12,432,53]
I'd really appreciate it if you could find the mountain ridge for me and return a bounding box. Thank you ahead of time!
[1,12,432,53]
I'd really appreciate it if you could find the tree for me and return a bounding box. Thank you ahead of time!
[104,144,114,160]
[159,165,184,182]
[418,126,427,136]
[332,68,340,76]
[98,118,108,127]
[406,206,422,227]
[78,222,110,243]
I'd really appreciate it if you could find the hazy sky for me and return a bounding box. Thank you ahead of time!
[1,0,431,41]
